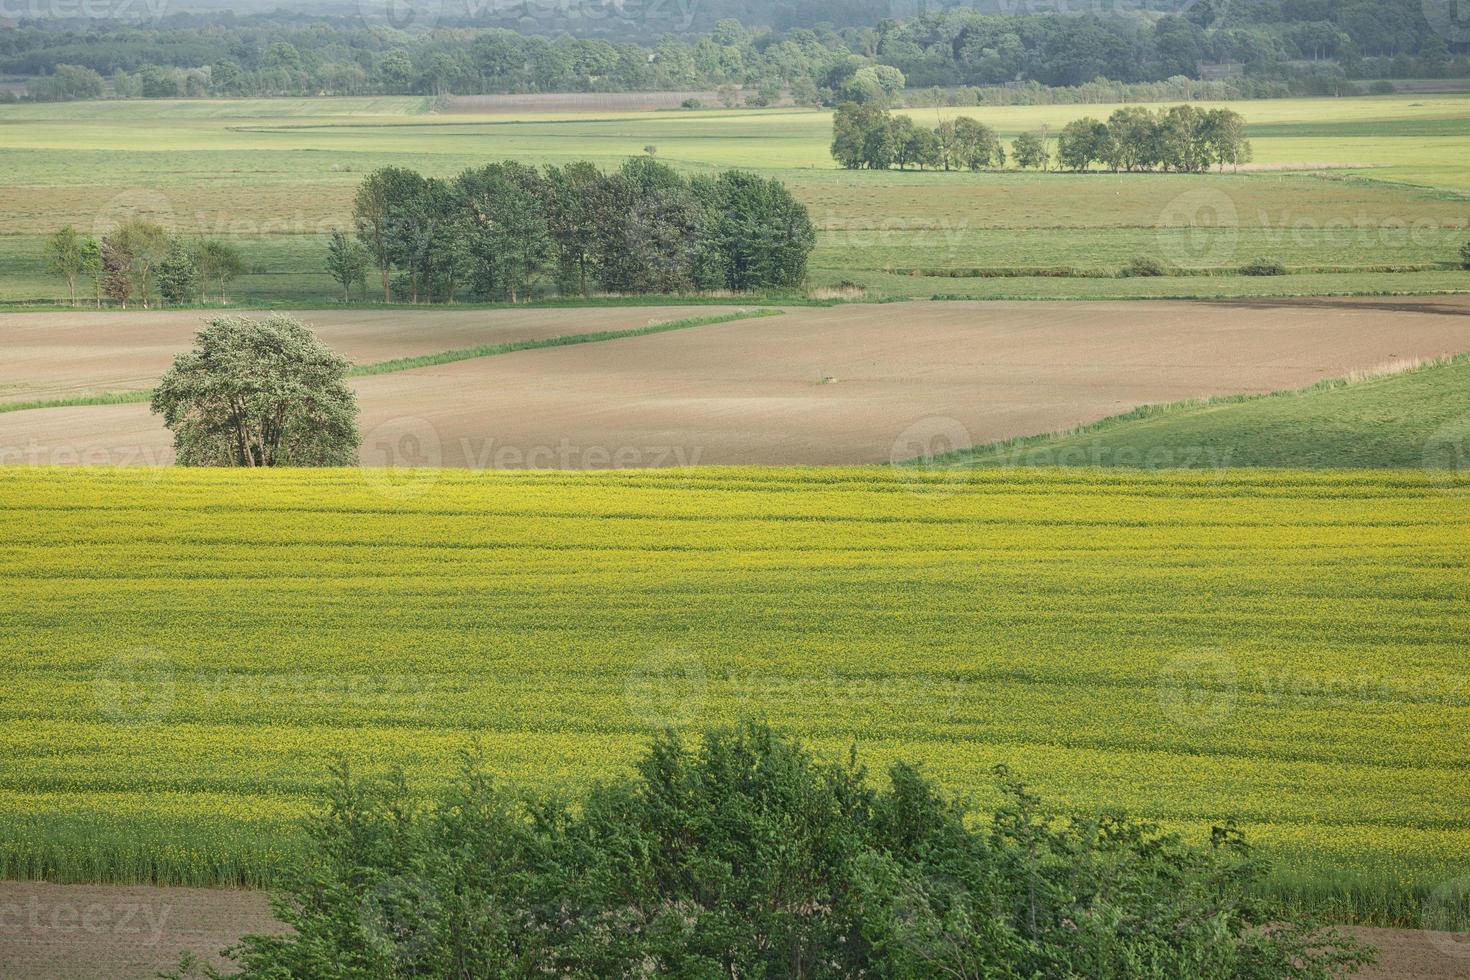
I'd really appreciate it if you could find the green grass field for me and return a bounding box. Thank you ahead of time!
[1,94,1466,305]
[1,466,1467,925]
[953,350,1470,471]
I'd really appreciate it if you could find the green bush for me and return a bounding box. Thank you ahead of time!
[1460,240,1470,270]
[1240,257,1289,276]
[1121,255,1168,277]
[168,722,1373,979]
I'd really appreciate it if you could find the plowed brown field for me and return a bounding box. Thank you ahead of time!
[2,297,1467,468]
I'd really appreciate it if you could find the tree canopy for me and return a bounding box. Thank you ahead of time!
[151,315,360,468]
[347,158,815,302]
[175,721,1374,978]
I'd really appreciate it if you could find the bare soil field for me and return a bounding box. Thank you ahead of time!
[0,881,281,979]
[0,881,1464,979]
[1,297,1467,468]
[0,305,742,404]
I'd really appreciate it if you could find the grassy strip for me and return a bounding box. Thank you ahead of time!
[0,294,828,315]
[932,350,1470,468]
[0,390,153,415]
[0,308,783,415]
[350,308,782,377]
[901,263,1457,279]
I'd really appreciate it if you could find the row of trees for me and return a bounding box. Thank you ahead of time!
[8,0,1465,104]
[46,222,243,309]
[832,104,1250,173]
[337,158,815,304]
[1057,106,1252,172]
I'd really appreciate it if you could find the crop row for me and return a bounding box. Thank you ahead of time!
[0,466,1466,916]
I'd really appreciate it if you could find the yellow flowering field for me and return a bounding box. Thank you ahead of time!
[0,466,1466,917]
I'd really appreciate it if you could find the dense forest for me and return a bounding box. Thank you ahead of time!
[4,0,1464,103]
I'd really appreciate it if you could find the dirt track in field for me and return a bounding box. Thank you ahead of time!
[1,297,1468,468]
[0,305,742,404]
[0,881,1465,979]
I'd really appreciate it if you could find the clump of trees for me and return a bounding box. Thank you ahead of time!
[45,222,242,308]
[833,103,1249,173]
[170,721,1373,978]
[833,103,1004,170]
[1057,105,1252,172]
[151,314,360,468]
[343,157,815,303]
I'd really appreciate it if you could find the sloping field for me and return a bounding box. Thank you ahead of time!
[2,297,1468,468]
[0,305,747,404]
[0,466,1467,924]
[957,349,1470,471]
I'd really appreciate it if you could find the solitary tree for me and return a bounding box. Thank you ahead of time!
[151,315,360,467]
[46,225,86,306]
[325,230,368,302]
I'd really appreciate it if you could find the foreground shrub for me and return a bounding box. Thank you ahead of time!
[176,722,1373,978]
[1121,255,1168,277]
[1461,240,1470,270]
[1240,257,1289,276]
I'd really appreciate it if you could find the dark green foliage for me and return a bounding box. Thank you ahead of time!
[1240,257,1289,276]
[710,171,817,289]
[1460,240,1470,270]
[157,238,199,306]
[347,159,814,302]
[7,0,1463,102]
[183,722,1372,979]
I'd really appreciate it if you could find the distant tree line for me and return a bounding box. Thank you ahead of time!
[832,104,1250,172]
[45,222,243,308]
[5,0,1464,104]
[337,157,815,303]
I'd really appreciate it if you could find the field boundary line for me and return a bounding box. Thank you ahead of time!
[0,309,784,416]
